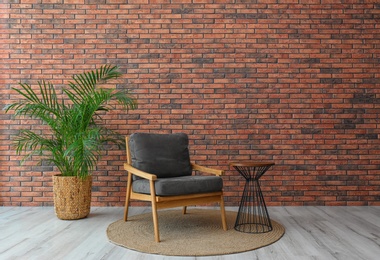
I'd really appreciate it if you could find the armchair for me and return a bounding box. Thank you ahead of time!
[123,133,227,242]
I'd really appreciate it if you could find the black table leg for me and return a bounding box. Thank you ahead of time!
[234,165,273,233]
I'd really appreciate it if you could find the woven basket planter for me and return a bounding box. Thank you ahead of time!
[53,175,92,220]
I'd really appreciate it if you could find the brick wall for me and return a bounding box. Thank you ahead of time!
[1,0,379,207]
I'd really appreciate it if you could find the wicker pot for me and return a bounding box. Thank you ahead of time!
[53,175,92,220]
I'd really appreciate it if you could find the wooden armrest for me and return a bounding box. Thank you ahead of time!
[124,163,157,181]
[191,163,224,176]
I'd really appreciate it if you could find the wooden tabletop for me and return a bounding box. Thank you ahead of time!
[229,161,275,167]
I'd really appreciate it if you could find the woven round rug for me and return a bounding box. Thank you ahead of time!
[107,209,285,256]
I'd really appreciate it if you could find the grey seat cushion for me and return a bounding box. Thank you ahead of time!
[132,175,223,196]
[129,133,192,180]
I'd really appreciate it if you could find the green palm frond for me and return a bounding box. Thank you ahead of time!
[4,65,137,178]
[65,64,122,104]
[14,130,58,163]
[4,81,63,121]
[65,130,101,178]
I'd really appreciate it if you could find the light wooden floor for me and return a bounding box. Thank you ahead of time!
[0,206,379,260]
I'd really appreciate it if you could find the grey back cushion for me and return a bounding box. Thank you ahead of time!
[129,133,192,179]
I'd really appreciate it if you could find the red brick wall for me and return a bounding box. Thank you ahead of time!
[1,0,379,207]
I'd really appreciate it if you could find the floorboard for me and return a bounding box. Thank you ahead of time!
[0,206,379,260]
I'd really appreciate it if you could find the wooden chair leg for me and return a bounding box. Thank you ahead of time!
[123,174,132,221]
[150,180,160,242]
[123,199,130,222]
[182,206,187,214]
[220,195,228,231]
[151,201,160,242]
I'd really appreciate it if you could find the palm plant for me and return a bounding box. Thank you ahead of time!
[5,65,136,178]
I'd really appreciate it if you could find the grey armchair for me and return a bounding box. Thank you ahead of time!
[123,133,227,242]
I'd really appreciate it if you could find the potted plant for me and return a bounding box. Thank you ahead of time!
[4,65,136,220]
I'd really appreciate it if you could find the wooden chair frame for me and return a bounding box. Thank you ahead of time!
[123,136,228,242]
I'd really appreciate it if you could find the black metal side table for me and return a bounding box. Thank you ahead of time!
[230,161,275,233]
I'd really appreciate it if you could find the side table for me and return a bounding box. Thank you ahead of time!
[230,161,275,233]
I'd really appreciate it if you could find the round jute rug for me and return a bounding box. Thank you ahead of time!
[107,209,285,256]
